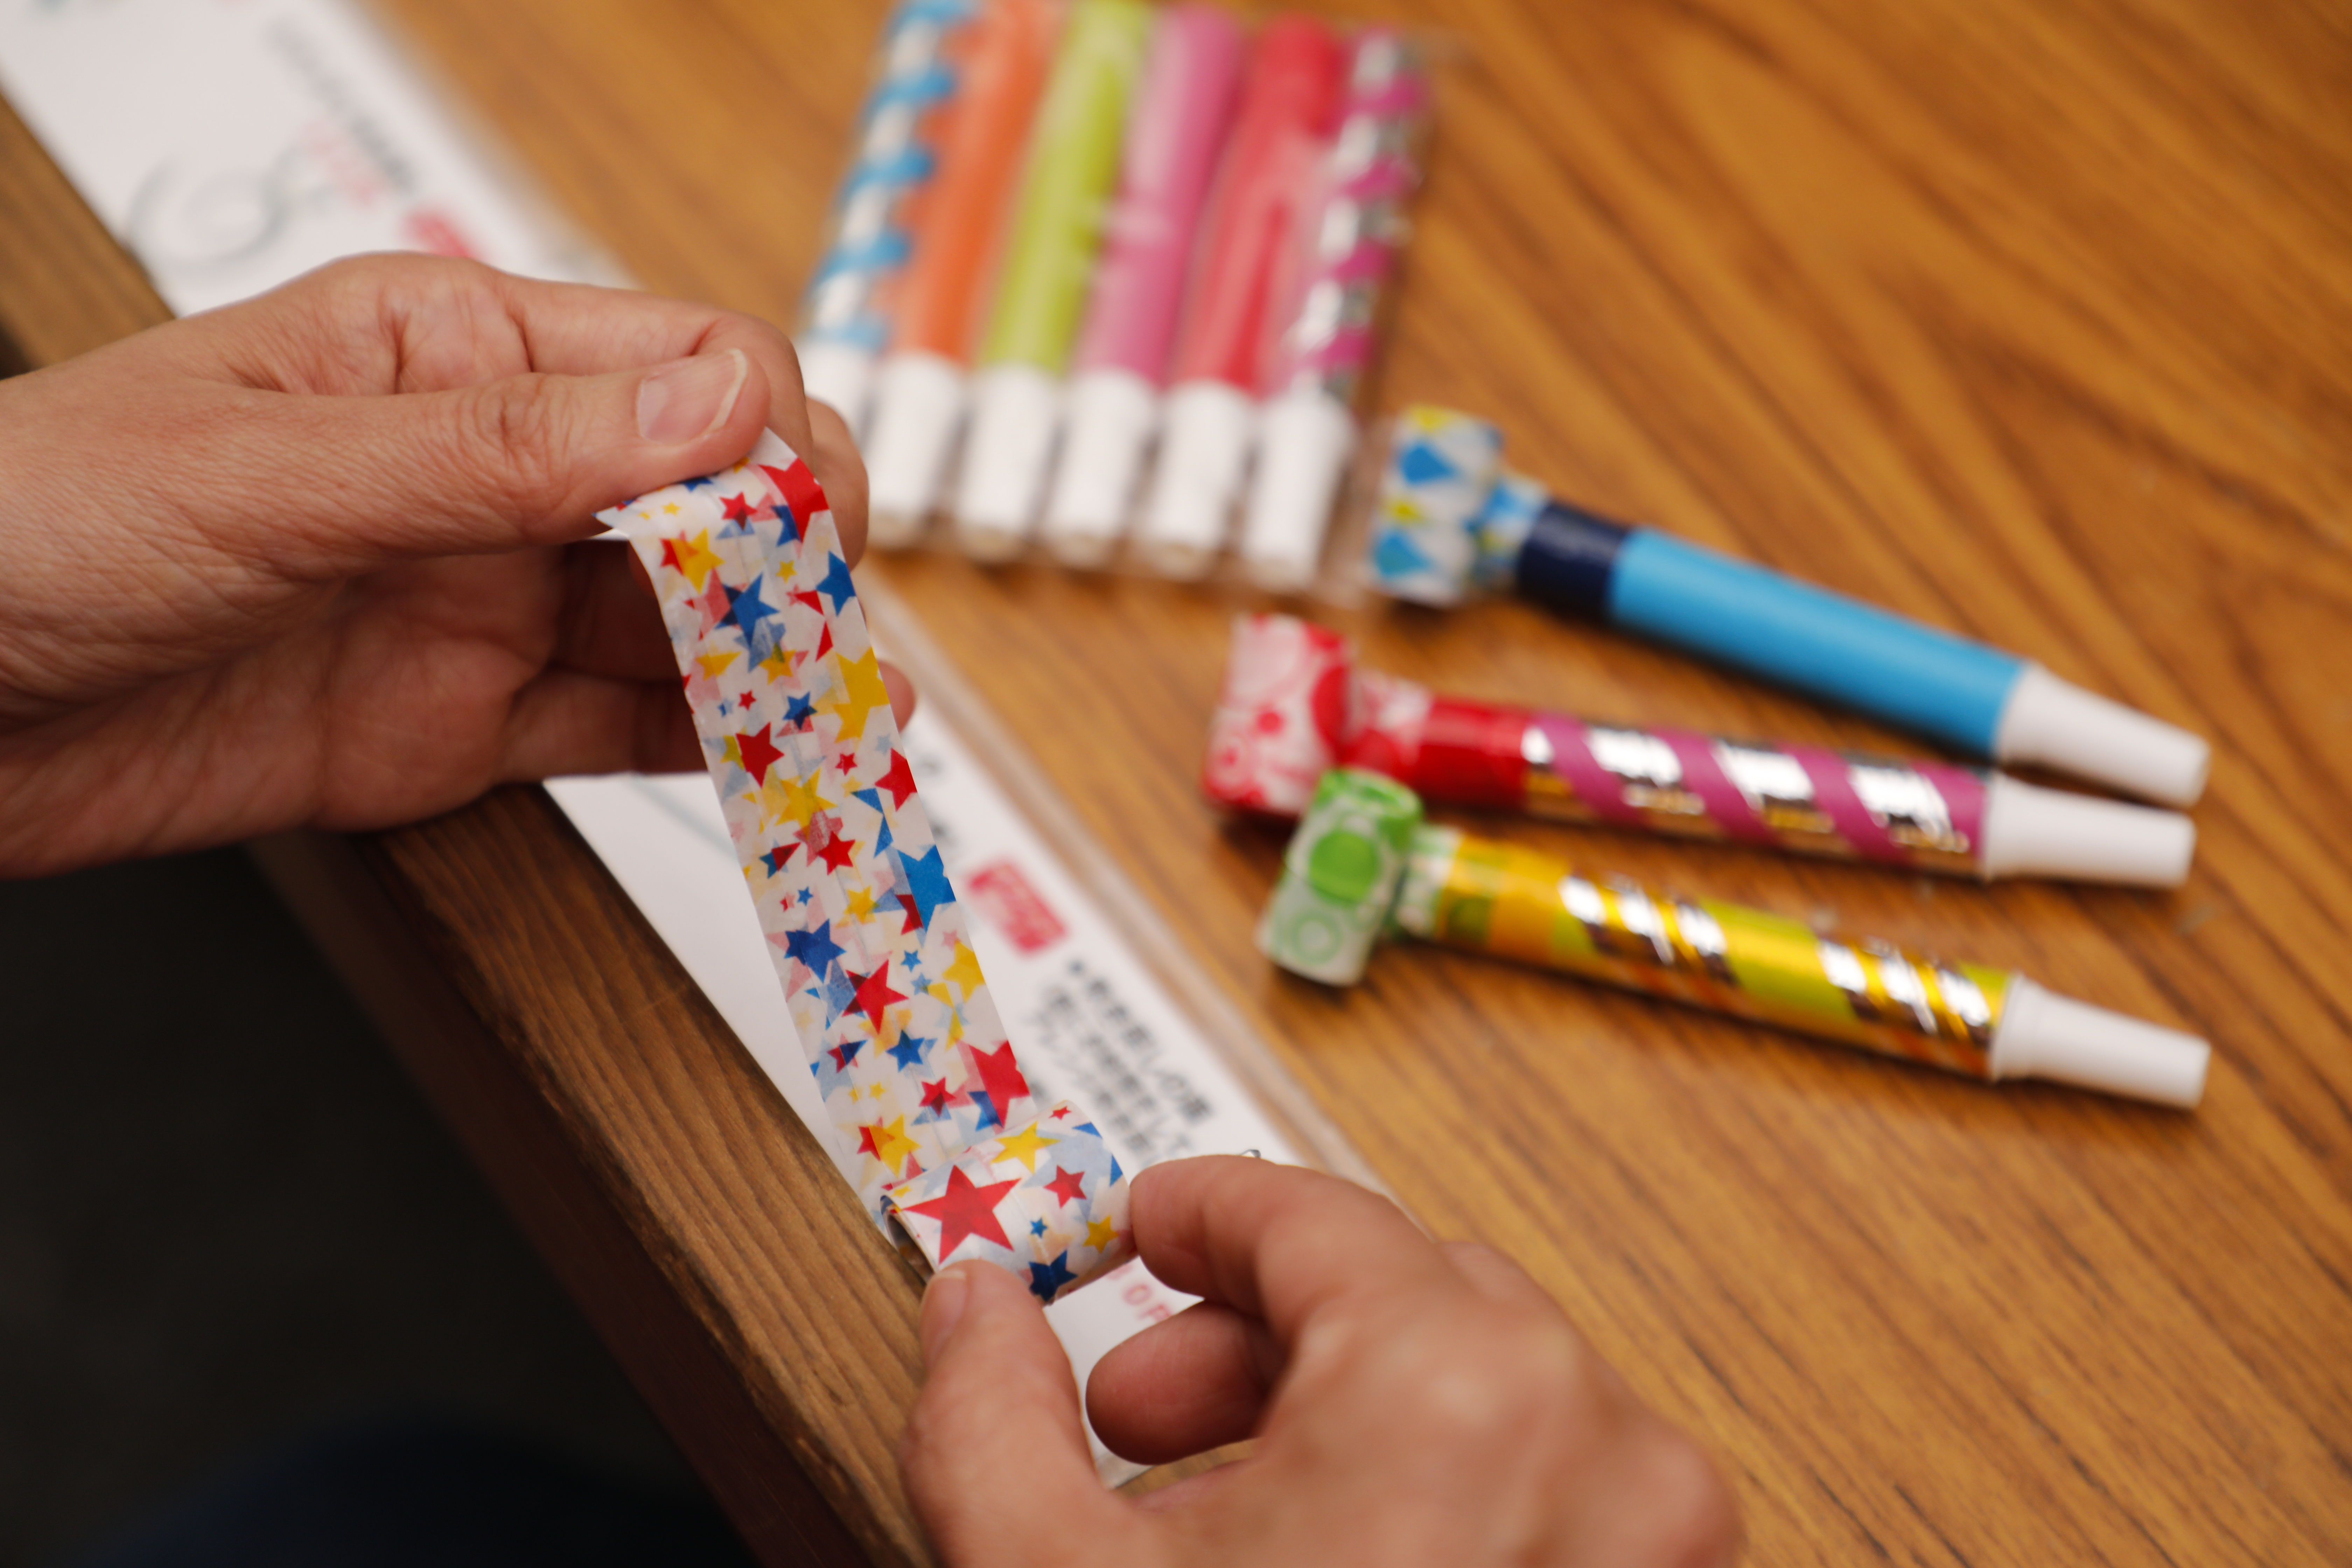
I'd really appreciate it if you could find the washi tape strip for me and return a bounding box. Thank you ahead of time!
[599,431,1129,1300]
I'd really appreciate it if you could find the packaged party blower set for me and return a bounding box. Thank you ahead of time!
[796,0,1432,590]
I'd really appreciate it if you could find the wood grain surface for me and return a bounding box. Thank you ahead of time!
[9,0,2352,1561]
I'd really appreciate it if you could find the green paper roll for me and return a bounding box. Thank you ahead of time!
[1257,768,1422,985]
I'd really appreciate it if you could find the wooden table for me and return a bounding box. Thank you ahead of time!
[6,1,2350,1562]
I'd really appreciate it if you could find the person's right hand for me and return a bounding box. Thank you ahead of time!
[902,1155,1739,1567]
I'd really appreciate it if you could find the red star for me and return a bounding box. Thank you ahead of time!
[901,1164,1020,1258]
[969,1042,1031,1119]
[692,574,731,636]
[721,491,761,524]
[762,458,828,529]
[874,750,918,810]
[790,589,824,614]
[1048,1105,1072,1121]
[812,822,857,873]
[920,1077,952,1114]
[847,964,908,1031]
[736,723,783,785]
[737,690,756,710]
[1045,1166,1088,1208]
[659,537,692,573]
[816,622,834,659]
[895,893,923,933]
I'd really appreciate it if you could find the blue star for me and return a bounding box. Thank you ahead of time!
[682,474,715,491]
[969,1089,1001,1132]
[820,965,858,1024]
[827,1037,864,1072]
[874,814,894,858]
[795,887,815,906]
[784,921,845,976]
[815,552,858,613]
[853,788,882,813]
[721,574,779,647]
[785,693,817,728]
[1027,1252,1076,1301]
[888,1032,931,1072]
[898,845,957,927]
[1030,1218,1048,1237]
[761,846,796,876]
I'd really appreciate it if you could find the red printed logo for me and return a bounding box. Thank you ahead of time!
[965,860,1067,955]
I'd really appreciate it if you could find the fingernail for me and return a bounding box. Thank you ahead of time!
[920,1266,972,1368]
[636,349,747,444]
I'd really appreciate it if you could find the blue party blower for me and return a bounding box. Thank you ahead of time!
[1362,407,2209,808]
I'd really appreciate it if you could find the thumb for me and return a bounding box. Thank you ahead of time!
[230,346,771,576]
[900,1262,1132,1567]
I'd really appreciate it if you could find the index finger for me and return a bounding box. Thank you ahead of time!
[1129,1157,1461,1352]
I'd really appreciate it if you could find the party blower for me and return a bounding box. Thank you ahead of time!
[1260,771,2210,1108]
[1136,15,1346,574]
[1041,5,1246,561]
[795,0,982,438]
[1206,614,2196,886]
[863,0,1060,542]
[1362,407,2212,807]
[1235,28,1432,591]
[954,0,1155,555]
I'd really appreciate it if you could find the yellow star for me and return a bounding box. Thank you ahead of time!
[1085,1216,1118,1253]
[756,640,798,681]
[844,886,877,922]
[662,501,681,515]
[821,648,891,742]
[993,1124,1058,1173]
[941,940,985,999]
[696,650,739,681]
[757,766,834,832]
[670,530,721,591]
[858,1116,917,1176]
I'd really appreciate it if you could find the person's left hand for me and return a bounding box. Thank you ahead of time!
[0,254,879,876]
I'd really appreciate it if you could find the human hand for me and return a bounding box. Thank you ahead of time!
[0,254,883,876]
[903,1156,1739,1567]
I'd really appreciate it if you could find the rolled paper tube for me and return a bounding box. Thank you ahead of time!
[1360,406,1505,607]
[600,431,1129,1301]
[1137,15,1345,575]
[796,0,981,438]
[1238,29,1432,592]
[956,0,1155,555]
[864,0,1061,541]
[1360,407,2213,807]
[1043,5,1247,559]
[1254,768,1424,986]
[1206,614,2196,886]
[1201,611,1360,817]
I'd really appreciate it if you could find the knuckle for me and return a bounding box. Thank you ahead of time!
[459,374,569,518]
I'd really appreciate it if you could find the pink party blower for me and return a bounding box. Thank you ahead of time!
[1041,5,1245,562]
[1136,14,1346,576]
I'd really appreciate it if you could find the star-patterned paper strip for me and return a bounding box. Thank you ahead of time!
[598,430,1130,1301]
